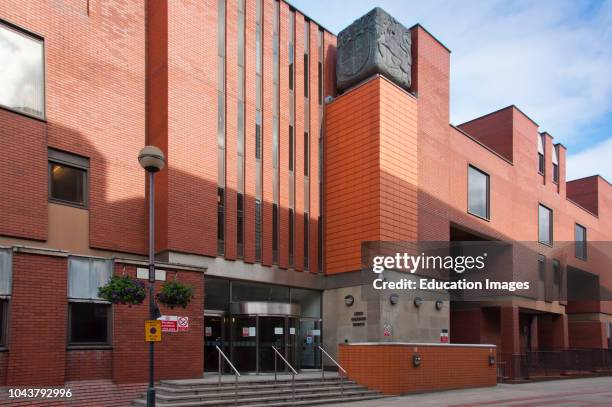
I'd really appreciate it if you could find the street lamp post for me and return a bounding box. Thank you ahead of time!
[138,146,165,407]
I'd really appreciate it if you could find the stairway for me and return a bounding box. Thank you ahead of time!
[132,374,384,406]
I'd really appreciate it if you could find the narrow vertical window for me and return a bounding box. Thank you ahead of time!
[288,10,294,91]
[467,165,489,220]
[552,144,559,184]
[255,0,263,262]
[317,29,323,105]
[272,203,279,263]
[289,125,294,171]
[537,133,545,175]
[304,213,309,270]
[304,132,309,176]
[538,204,553,246]
[552,259,561,301]
[217,0,226,256]
[237,193,244,258]
[255,199,262,261]
[218,188,225,255]
[289,208,294,267]
[575,224,587,260]
[538,254,546,301]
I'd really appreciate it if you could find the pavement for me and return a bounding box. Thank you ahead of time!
[320,376,612,407]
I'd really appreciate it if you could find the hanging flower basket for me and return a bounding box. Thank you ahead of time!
[156,281,194,309]
[98,275,146,306]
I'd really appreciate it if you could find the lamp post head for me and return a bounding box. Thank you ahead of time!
[138,145,165,172]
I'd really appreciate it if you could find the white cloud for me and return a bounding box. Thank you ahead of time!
[566,137,612,182]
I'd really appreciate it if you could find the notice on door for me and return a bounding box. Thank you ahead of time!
[274,327,283,335]
[242,327,249,337]
[205,326,212,337]
[249,327,256,337]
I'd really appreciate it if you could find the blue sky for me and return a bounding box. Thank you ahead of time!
[290,0,612,181]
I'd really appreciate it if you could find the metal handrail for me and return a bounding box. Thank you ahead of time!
[318,345,347,397]
[216,345,241,406]
[272,346,298,404]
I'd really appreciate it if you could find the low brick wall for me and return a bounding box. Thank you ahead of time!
[339,342,497,395]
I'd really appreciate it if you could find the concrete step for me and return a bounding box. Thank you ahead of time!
[155,381,360,395]
[154,385,371,402]
[159,377,346,389]
[133,389,382,406]
[239,394,386,407]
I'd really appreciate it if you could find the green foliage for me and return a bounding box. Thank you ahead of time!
[156,280,194,309]
[98,275,146,305]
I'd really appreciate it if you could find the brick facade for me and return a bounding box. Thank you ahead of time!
[339,343,497,395]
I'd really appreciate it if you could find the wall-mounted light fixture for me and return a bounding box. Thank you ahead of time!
[435,300,443,310]
[389,293,399,305]
[344,294,354,306]
[414,297,423,308]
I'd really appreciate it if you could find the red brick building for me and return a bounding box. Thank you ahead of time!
[0,0,610,389]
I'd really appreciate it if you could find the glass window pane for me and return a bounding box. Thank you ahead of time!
[0,249,11,296]
[538,205,552,245]
[70,303,109,344]
[205,276,230,312]
[0,24,44,118]
[468,166,488,219]
[50,163,86,205]
[231,281,289,303]
[575,224,587,259]
[0,300,5,346]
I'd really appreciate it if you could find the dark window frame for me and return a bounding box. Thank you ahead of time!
[0,19,46,121]
[575,223,587,260]
[538,203,553,247]
[0,299,8,348]
[67,301,112,347]
[552,163,559,184]
[48,149,89,208]
[237,193,244,258]
[217,187,225,256]
[467,164,490,221]
[538,153,545,175]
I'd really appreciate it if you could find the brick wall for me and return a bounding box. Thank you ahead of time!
[111,263,204,383]
[339,343,497,395]
[0,352,7,386]
[325,76,418,274]
[569,320,607,349]
[66,350,112,381]
[7,252,67,386]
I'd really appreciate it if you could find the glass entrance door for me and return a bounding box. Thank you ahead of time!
[258,316,286,372]
[299,318,322,369]
[204,314,225,372]
[231,315,257,372]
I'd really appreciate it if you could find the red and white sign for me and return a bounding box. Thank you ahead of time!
[440,330,449,343]
[158,316,189,333]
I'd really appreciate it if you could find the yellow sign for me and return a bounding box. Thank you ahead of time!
[145,320,162,342]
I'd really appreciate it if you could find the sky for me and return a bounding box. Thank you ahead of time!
[290,0,612,182]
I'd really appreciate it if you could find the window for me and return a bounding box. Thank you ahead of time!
[304,21,310,98]
[538,254,546,301]
[0,22,45,119]
[304,213,309,270]
[538,134,545,174]
[552,259,561,301]
[289,125,294,171]
[289,209,294,267]
[49,149,88,207]
[0,249,10,348]
[552,145,559,184]
[467,165,489,220]
[538,204,553,246]
[68,256,112,345]
[288,10,294,92]
[237,193,244,258]
[217,187,225,255]
[317,29,323,105]
[69,302,110,345]
[255,199,262,261]
[575,223,587,260]
[272,204,279,263]
[304,132,309,176]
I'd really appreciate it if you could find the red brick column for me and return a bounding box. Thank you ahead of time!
[500,306,519,354]
[552,314,569,349]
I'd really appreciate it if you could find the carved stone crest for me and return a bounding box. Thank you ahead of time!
[336,7,411,92]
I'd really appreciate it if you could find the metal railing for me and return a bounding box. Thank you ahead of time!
[216,345,241,406]
[272,346,298,405]
[498,348,612,380]
[318,345,347,398]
